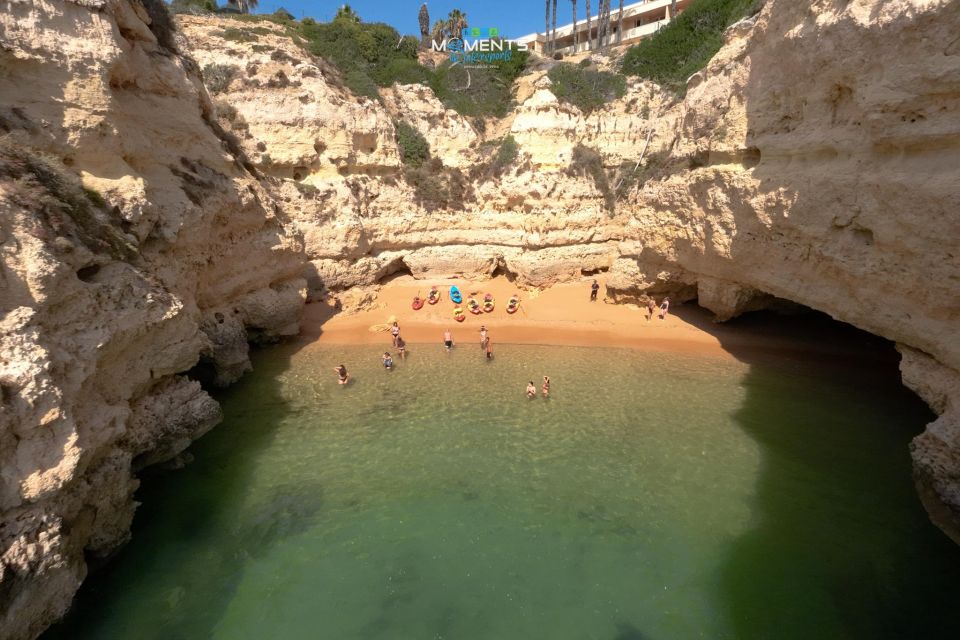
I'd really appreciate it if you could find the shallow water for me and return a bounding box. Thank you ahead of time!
[48,338,960,639]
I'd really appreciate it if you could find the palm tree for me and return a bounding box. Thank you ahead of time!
[544,0,551,54]
[551,0,558,54]
[334,4,360,22]
[585,0,591,52]
[227,0,258,14]
[431,19,449,42]
[616,0,624,43]
[418,3,430,48]
[571,0,578,51]
[447,9,468,39]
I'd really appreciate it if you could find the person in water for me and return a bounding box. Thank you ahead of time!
[479,325,488,350]
[646,298,656,321]
[390,321,400,347]
[526,381,537,398]
[659,297,670,320]
[382,352,394,369]
[396,336,406,359]
[485,337,493,360]
[542,375,550,398]
[443,329,454,351]
[334,364,349,385]
[590,279,600,301]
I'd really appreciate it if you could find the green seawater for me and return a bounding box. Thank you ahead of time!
[47,337,960,639]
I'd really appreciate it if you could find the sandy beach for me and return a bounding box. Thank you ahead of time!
[301,276,763,360]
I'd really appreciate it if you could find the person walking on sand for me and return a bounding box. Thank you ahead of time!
[526,381,537,398]
[542,375,550,398]
[443,329,454,351]
[382,351,394,369]
[334,364,349,385]
[396,336,406,359]
[590,279,600,302]
[479,325,488,350]
[390,321,400,347]
[659,297,670,320]
[646,298,656,321]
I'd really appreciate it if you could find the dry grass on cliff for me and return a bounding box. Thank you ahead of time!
[0,139,137,260]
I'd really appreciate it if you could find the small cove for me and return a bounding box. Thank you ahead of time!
[47,324,960,639]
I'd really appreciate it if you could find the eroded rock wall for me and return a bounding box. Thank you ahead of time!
[0,2,305,638]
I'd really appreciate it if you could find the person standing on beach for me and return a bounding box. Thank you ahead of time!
[526,381,537,398]
[334,364,349,385]
[443,329,454,351]
[479,325,488,350]
[542,376,550,398]
[390,321,400,347]
[659,297,670,320]
[397,336,406,359]
[590,279,600,302]
[646,298,656,321]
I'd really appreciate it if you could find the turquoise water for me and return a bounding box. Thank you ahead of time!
[48,336,960,639]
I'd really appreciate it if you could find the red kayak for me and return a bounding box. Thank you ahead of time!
[412,296,424,310]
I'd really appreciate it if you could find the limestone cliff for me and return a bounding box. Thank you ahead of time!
[0,2,305,638]
[1,0,959,637]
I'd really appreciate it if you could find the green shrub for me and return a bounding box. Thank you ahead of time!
[404,161,472,211]
[371,58,432,86]
[203,63,238,93]
[567,144,614,210]
[470,135,520,181]
[169,0,217,15]
[621,0,761,93]
[547,63,626,113]
[493,135,518,171]
[272,8,295,21]
[394,121,430,168]
[221,27,259,43]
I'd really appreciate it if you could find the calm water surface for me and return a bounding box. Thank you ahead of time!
[47,337,960,639]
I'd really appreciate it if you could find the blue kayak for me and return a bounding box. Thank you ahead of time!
[449,286,463,304]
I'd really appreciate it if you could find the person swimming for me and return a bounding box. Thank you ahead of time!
[542,375,550,397]
[334,364,349,385]
[443,329,453,351]
[526,381,537,398]
[382,352,394,369]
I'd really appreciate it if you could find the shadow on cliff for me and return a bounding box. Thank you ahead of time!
[43,322,329,639]
[679,307,960,638]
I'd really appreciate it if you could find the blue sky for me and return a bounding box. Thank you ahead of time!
[250,1,580,39]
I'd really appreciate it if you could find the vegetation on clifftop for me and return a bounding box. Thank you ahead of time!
[547,62,626,113]
[621,0,764,93]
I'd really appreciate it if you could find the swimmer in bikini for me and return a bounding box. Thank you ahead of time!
[334,364,349,385]
[542,375,550,397]
[526,381,537,398]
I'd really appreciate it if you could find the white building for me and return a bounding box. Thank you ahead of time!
[515,0,692,55]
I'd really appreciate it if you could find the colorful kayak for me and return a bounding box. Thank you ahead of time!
[507,296,520,314]
[453,306,465,322]
[412,296,424,310]
[483,293,494,313]
[467,297,483,315]
[450,286,463,304]
[428,287,440,304]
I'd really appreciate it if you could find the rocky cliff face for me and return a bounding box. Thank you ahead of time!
[1,0,958,637]
[0,2,305,638]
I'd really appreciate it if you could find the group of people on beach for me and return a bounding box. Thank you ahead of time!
[590,280,670,320]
